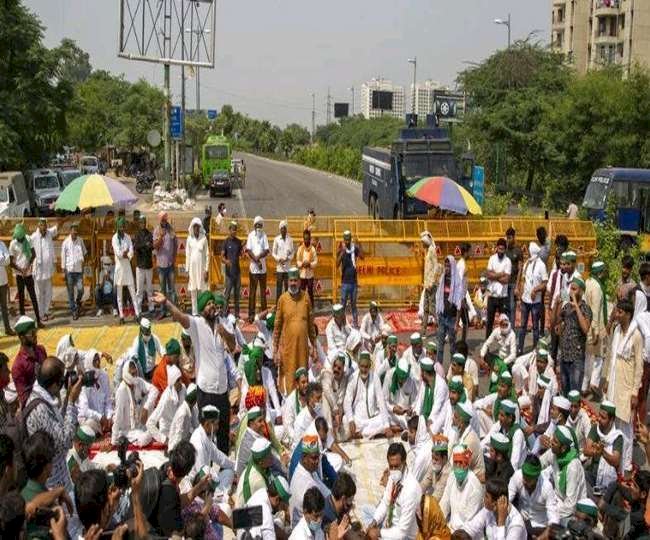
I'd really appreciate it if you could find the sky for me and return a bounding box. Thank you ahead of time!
[26,0,550,128]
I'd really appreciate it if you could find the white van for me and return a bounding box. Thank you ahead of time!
[0,172,31,217]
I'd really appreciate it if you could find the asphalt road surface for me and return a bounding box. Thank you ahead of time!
[226,153,367,219]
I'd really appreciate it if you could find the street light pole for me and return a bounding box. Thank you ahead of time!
[349,86,354,116]
[408,57,417,115]
[494,14,512,48]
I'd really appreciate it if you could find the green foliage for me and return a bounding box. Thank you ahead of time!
[0,1,74,168]
[53,38,92,85]
[292,145,362,180]
[67,72,164,151]
[279,124,310,157]
[481,185,511,216]
[315,116,404,150]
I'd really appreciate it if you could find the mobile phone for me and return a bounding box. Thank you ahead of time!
[232,506,264,530]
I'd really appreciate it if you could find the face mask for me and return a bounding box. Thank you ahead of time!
[453,466,468,485]
[432,462,443,473]
[289,285,299,295]
[308,519,322,533]
[389,469,403,484]
[312,402,323,416]
[500,326,510,336]
[255,228,263,237]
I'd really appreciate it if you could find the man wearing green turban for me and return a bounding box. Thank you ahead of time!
[9,223,42,326]
[112,215,140,323]
[384,356,416,434]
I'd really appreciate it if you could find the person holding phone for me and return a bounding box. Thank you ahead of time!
[463,478,526,539]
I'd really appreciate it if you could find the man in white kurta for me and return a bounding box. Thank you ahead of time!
[439,444,484,532]
[401,333,426,380]
[447,399,485,479]
[282,368,309,445]
[414,357,449,435]
[146,364,186,444]
[464,481,527,540]
[566,390,591,451]
[122,317,163,381]
[186,217,210,316]
[238,477,291,540]
[289,435,331,526]
[382,356,418,431]
[540,425,587,524]
[112,217,140,322]
[30,218,57,321]
[359,300,384,351]
[111,359,159,445]
[325,304,351,363]
[583,261,608,394]
[78,349,113,430]
[184,405,236,493]
[167,383,199,452]
[368,443,422,540]
[373,333,398,383]
[319,353,349,441]
[343,353,389,439]
[481,399,527,470]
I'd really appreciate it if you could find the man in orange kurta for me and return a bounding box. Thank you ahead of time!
[273,267,316,395]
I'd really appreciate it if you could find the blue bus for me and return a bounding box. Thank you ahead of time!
[583,167,650,247]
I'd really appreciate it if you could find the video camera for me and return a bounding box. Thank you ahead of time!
[64,368,97,388]
[548,519,598,540]
[113,436,140,490]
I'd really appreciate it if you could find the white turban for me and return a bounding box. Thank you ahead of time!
[279,220,288,230]
[84,349,100,372]
[528,242,541,259]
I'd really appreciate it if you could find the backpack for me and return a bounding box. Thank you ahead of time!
[1,397,53,490]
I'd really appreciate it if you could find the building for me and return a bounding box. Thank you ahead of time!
[409,80,447,116]
[360,79,405,119]
[551,0,650,74]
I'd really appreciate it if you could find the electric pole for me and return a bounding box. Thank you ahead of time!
[311,93,316,143]
[349,86,355,116]
[163,2,172,180]
[326,87,331,125]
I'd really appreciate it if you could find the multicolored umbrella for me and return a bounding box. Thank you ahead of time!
[55,174,138,211]
[406,176,482,215]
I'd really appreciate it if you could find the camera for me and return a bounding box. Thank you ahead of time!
[64,368,78,387]
[548,519,595,540]
[31,507,59,527]
[113,436,140,489]
[81,371,97,388]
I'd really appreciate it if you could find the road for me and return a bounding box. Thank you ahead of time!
[225,153,367,219]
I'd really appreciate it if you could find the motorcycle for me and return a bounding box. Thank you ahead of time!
[135,172,158,193]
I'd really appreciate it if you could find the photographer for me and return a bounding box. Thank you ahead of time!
[66,425,99,483]
[151,440,212,537]
[238,475,291,540]
[24,356,82,496]
[78,349,113,434]
[21,430,73,539]
[75,464,148,539]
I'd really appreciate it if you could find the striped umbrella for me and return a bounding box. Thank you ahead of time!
[55,174,138,211]
[406,176,482,215]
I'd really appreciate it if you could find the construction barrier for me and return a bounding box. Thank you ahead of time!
[0,215,597,308]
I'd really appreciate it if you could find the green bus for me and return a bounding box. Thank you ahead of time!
[201,134,232,187]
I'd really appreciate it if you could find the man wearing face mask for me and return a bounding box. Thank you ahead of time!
[322,471,356,534]
[245,215,270,322]
[290,486,327,540]
[448,400,485,479]
[366,442,421,540]
[325,304,351,364]
[11,316,47,407]
[485,238,512,339]
[383,356,417,435]
[481,399,527,470]
[274,267,317,395]
[439,444,484,533]
[183,405,236,493]
[421,436,451,501]
[24,356,83,496]
[152,290,235,454]
[293,382,326,448]
[415,356,449,436]
[480,313,517,373]
[374,334,399,385]
[126,317,163,381]
[320,353,349,441]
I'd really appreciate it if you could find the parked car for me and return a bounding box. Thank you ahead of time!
[56,167,82,188]
[0,171,31,217]
[80,155,100,175]
[25,168,62,216]
[209,170,232,197]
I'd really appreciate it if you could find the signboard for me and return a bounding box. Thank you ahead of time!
[170,106,183,140]
[432,90,465,120]
[372,90,393,110]
[472,165,485,206]
[334,103,349,118]
[207,109,218,120]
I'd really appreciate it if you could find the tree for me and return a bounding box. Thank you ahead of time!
[53,38,92,85]
[0,0,73,168]
[456,42,571,197]
[279,123,310,156]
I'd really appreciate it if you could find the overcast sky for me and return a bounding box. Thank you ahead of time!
[26,0,550,128]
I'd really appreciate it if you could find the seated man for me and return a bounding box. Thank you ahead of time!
[360,301,384,351]
[78,349,113,433]
[453,341,479,400]
[532,395,571,456]
[343,351,390,440]
[463,478,526,539]
[484,433,514,484]
[448,400,485,479]
[167,383,199,452]
[566,390,592,451]
[366,442,422,540]
[480,313,517,370]
[325,303,351,364]
[146,365,186,444]
[322,471,356,534]
[583,400,623,494]
[406,415,433,485]
[179,328,195,382]
[290,486,326,540]
[420,435,451,501]
[151,338,185,396]
[239,475,291,540]
[293,382,326,448]
[481,399,527,470]
[239,346,282,423]
[540,425,587,525]
[373,334,398,384]
[95,255,117,317]
[282,368,310,445]
[415,356,449,435]
[125,317,163,381]
[67,425,99,483]
[474,371,517,437]
[236,438,274,507]
[439,444,484,532]
[183,405,235,494]
[235,403,286,478]
[508,454,560,537]
[513,345,555,396]
[289,435,331,526]
[382,356,418,434]
[446,353,474,401]
[111,359,159,446]
[319,353,349,442]
[401,332,425,380]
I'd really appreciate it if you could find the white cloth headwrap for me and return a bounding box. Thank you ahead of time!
[56,334,74,359]
[166,364,182,404]
[528,242,540,259]
[188,217,205,237]
[122,359,137,385]
[84,349,100,372]
[436,255,464,315]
